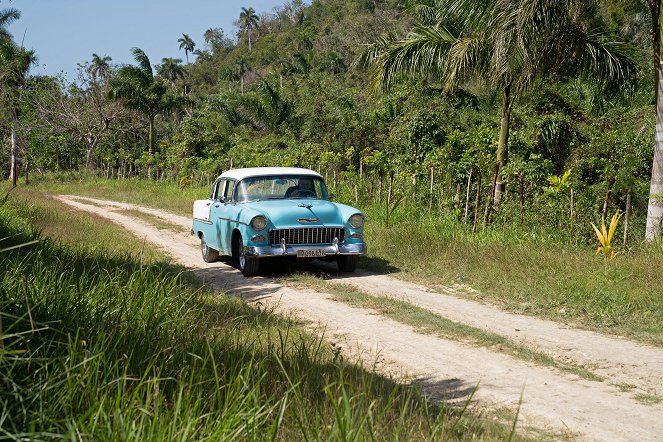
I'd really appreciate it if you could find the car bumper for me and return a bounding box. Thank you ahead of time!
[244,241,367,258]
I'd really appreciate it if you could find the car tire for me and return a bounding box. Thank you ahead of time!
[201,235,219,263]
[337,255,358,272]
[237,234,260,277]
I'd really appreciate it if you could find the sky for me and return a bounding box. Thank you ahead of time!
[4,0,288,79]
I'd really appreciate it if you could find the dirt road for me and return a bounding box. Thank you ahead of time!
[58,195,663,441]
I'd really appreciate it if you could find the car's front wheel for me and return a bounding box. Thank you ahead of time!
[337,255,358,272]
[236,233,260,277]
[201,235,219,263]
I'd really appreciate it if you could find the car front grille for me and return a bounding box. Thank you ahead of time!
[269,227,345,245]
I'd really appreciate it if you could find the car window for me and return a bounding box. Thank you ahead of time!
[224,180,236,201]
[236,175,327,202]
[212,179,225,200]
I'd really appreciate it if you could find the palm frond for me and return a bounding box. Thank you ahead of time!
[130,47,153,79]
[353,31,399,71]
[370,24,457,93]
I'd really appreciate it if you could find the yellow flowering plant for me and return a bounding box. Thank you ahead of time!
[591,212,623,259]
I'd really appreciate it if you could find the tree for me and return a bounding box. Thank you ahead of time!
[178,33,196,64]
[157,57,185,85]
[0,7,20,40]
[88,53,112,84]
[0,34,36,186]
[239,7,259,51]
[110,47,182,178]
[645,0,663,241]
[363,0,634,215]
[34,67,132,169]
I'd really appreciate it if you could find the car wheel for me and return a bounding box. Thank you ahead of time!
[337,255,358,272]
[201,235,219,263]
[237,234,260,277]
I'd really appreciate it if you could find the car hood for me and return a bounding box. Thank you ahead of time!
[247,199,346,228]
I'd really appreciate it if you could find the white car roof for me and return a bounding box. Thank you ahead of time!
[215,167,323,181]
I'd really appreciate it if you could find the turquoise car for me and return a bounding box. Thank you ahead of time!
[191,167,367,276]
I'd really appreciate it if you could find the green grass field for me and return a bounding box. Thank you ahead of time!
[17,173,663,346]
[1,182,519,440]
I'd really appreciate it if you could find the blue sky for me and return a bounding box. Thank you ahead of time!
[4,0,288,78]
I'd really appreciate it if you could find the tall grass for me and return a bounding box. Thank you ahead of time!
[0,198,510,440]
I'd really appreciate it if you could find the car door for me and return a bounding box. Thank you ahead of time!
[210,179,237,255]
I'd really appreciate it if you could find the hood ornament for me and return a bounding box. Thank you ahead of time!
[298,217,319,223]
[298,203,313,209]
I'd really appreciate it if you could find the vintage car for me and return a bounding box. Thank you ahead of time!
[191,167,367,276]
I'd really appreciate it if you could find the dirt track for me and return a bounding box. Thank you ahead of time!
[58,195,663,441]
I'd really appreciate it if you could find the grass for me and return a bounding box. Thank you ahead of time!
[282,275,602,382]
[633,393,662,405]
[17,173,663,345]
[116,208,184,232]
[0,188,519,440]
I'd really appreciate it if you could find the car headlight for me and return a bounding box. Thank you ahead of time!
[348,214,364,229]
[250,215,267,230]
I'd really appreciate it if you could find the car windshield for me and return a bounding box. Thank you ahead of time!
[235,175,328,202]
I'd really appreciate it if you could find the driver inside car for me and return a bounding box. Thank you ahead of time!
[285,178,316,198]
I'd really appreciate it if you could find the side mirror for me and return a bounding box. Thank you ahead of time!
[328,194,334,202]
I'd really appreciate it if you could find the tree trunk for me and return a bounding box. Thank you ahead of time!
[624,186,633,246]
[493,85,512,208]
[9,108,19,188]
[387,170,394,205]
[473,175,482,233]
[646,0,663,241]
[518,174,525,224]
[412,174,417,200]
[453,183,461,209]
[464,169,473,222]
[378,174,383,203]
[602,178,615,222]
[148,115,155,180]
[24,161,29,185]
[429,166,434,211]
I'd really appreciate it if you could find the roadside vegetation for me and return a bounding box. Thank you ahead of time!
[17,175,663,347]
[1,193,522,440]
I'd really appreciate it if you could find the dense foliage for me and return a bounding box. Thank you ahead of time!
[0,0,658,242]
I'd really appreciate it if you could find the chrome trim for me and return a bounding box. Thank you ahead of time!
[245,242,367,258]
[193,218,213,224]
[298,217,319,223]
[217,217,248,226]
[269,227,345,245]
[280,238,286,254]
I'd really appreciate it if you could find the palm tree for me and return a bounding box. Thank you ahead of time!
[0,8,20,40]
[363,0,634,215]
[178,33,196,64]
[239,7,259,51]
[88,53,112,84]
[0,39,36,187]
[645,0,663,241]
[110,48,182,179]
[235,56,250,95]
[157,57,185,85]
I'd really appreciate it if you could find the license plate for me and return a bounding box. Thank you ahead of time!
[297,249,326,258]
